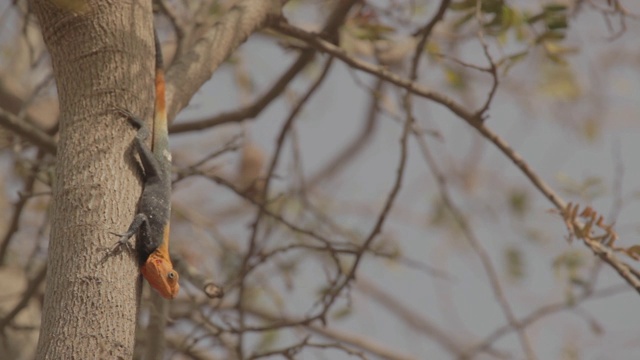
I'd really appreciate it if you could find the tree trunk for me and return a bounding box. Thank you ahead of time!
[31,0,155,358]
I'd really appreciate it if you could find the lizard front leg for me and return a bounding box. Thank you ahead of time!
[110,213,150,252]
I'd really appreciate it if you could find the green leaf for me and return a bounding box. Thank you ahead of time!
[255,330,279,352]
[450,0,476,11]
[331,306,353,320]
[351,23,396,41]
[536,30,567,44]
[500,5,515,29]
[499,50,529,75]
[626,245,640,260]
[508,188,529,218]
[538,64,581,100]
[556,173,605,201]
[553,251,585,277]
[546,15,568,30]
[504,246,526,282]
[453,12,475,30]
[544,3,568,13]
[525,12,547,25]
[444,67,465,89]
[481,0,504,13]
[582,117,601,142]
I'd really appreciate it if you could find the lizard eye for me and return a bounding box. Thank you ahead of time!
[168,271,176,280]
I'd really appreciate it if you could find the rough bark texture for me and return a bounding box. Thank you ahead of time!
[31,1,155,358]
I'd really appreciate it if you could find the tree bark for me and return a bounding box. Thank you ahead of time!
[31,0,155,358]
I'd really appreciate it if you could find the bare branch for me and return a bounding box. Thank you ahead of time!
[166,0,288,123]
[0,107,56,154]
[0,151,48,265]
[271,15,640,296]
[241,306,418,360]
[169,50,314,132]
[355,277,492,358]
[461,284,630,358]
[271,21,482,123]
[0,265,46,332]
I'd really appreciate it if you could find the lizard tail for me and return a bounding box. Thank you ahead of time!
[152,30,169,157]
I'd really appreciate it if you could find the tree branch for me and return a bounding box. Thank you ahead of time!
[271,21,482,123]
[0,107,56,154]
[271,14,640,297]
[165,0,288,123]
[241,306,418,360]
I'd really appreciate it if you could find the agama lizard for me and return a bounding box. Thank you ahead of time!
[112,31,179,299]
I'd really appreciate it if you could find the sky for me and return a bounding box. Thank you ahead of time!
[168,2,640,359]
[1,0,639,359]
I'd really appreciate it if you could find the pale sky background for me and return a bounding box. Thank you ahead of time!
[1,0,639,359]
[170,2,640,359]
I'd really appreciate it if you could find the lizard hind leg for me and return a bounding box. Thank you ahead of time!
[113,106,159,179]
[113,107,150,141]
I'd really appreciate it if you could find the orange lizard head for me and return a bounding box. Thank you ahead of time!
[141,253,180,299]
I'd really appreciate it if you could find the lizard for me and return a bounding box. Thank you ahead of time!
[112,30,179,299]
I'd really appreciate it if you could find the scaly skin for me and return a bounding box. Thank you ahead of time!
[139,31,178,299]
[113,30,179,300]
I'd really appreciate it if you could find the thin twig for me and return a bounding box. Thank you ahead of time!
[0,265,47,332]
[272,16,640,296]
[461,284,629,358]
[0,107,56,154]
